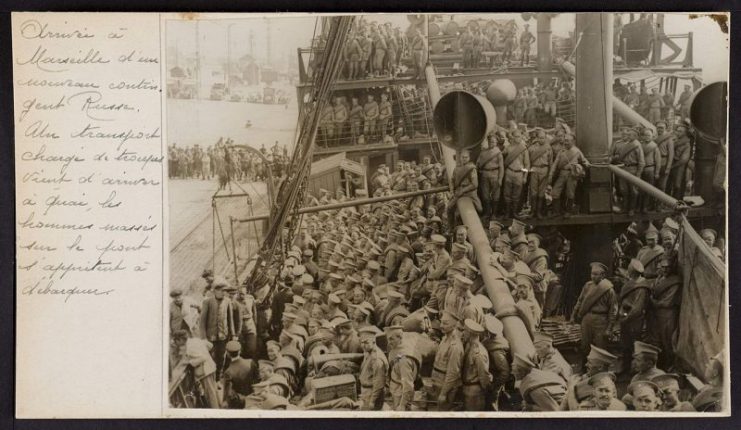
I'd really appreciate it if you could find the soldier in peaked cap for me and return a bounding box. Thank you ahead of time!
[561,345,619,410]
[461,318,492,411]
[653,374,695,411]
[700,228,724,260]
[429,310,465,411]
[637,226,664,279]
[577,372,626,411]
[512,352,567,411]
[335,316,361,354]
[386,325,421,411]
[570,262,618,357]
[481,314,510,410]
[533,332,572,383]
[357,326,388,410]
[630,341,665,384]
[617,258,651,373]
[488,220,504,248]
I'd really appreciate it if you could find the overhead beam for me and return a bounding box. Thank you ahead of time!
[234,186,449,223]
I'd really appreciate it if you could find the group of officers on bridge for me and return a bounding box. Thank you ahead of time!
[169,137,723,411]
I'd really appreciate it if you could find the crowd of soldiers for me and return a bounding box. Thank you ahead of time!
[614,82,695,128]
[318,87,432,148]
[341,19,428,80]
[168,139,291,188]
[456,21,535,69]
[169,151,723,412]
[511,80,574,127]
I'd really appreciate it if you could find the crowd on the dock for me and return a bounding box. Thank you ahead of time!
[169,124,724,411]
[168,139,292,188]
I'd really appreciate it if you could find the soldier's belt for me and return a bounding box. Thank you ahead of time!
[587,311,608,315]
[531,165,548,170]
[361,384,373,388]
[433,366,446,374]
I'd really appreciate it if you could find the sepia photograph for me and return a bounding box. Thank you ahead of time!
[164,12,728,415]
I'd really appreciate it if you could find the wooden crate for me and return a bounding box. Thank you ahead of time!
[313,374,357,404]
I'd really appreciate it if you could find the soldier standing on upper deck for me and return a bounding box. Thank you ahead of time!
[611,127,645,216]
[549,134,589,218]
[527,128,554,219]
[638,127,662,212]
[363,94,379,141]
[654,120,675,194]
[477,135,504,220]
[502,134,530,219]
[519,23,536,66]
[378,93,393,140]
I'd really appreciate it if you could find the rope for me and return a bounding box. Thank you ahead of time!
[213,204,231,263]
[246,16,355,294]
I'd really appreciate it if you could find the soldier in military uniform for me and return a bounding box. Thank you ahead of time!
[646,257,682,369]
[549,134,589,217]
[611,127,645,215]
[385,325,420,411]
[319,104,336,146]
[561,345,618,410]
[667,122,691,199]
[345,32,363,80]
[512,353,567,411]
[446,149,481,226]
[348,97,364,144]
[533,332,572,384]
[461,319,492,411]
[638,127,662,212]
[477,136,504,220]
[527,128,554,219]
[378,92,393,139]
[628,380,662,412]
[653,374,696,411]
[502,134,530,218]
[488,220,504,250]
[482,314,510,410]
[618,258,651,373]
[524,233,549,307]
[410,26,427,79]
[637,228,664,280]
[371,26,388,77]
[358,326,388,410]
[654,120,675,193]
[332,97,348,144]
[629,341,665,385]
[519,24,536,66]
[429,310,464,411]
[363,94,379,141]
[577,372,626,411]
[570,262,618,357]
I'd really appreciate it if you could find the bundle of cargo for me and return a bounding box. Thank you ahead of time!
[540,318,582,347]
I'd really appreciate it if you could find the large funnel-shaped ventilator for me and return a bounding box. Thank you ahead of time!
[433,90,496,150]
